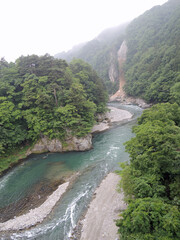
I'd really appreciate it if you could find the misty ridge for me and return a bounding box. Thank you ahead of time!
[55,0,179,103]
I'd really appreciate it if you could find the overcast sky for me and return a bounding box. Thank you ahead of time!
[1,0,167,62]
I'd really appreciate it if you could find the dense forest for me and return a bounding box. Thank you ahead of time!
[55,24,128,94]
[56,1,180,104]
[0,55,107,172]
[117,103,180,239]
[124,0,180,103]
[116,0,180,239]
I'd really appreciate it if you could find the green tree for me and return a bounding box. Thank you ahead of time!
[0,97,26,156]
[170,81,180,105]
[116,198,180,240]
[124,0,180,103]
[0,54,107,165]
[117,103,180,238]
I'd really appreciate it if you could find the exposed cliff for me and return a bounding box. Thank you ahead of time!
[26,106,133,155]
[55,24,128,94]
[109,41,127,102]
[109,41,150,108]
[108,50,119,84]
[27,134,92,155]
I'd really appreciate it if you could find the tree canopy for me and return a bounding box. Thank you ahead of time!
[116,1,180,238]
[124,0,180,103]
[0,55,107,164]
[117,103,180,239]
[55,24,128,94]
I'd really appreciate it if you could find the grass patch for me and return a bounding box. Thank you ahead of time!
[0,144,31,176]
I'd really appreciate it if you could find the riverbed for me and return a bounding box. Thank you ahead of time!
[0,103,142,240]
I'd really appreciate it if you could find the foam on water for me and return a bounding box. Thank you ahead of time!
[0,104,143,240]
[0,169,16,190]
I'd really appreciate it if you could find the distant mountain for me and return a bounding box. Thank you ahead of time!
[55,0,180,103]
[55,42,87,62]
[55,23,129,94]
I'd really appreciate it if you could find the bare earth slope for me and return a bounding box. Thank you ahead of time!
[109,41,127,102]
[109,42,150,108]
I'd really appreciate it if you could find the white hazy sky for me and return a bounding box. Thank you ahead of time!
[1,0,167,62]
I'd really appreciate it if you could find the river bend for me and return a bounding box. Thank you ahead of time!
[0,103,142,240]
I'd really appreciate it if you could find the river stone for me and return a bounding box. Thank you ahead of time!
[0,182,69,231]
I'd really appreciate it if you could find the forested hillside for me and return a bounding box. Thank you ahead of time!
[117,103,180,239]
[116,0,180,239]
[0,56,107,171]
[55,1,180,103]
[124,0,180,103]
[55,24,128,94]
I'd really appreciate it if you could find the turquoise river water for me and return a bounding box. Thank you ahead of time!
[0,103,142,240]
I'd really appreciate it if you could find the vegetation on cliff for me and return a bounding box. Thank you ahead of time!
[55,24,128,94]
[116,0,180,238]
[124,0,180,103]
[0,55,107,172]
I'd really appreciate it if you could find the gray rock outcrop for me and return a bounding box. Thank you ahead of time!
[26,106,133,156]
[27,134,92,156]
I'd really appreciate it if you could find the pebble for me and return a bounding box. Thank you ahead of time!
[0,182,69,231]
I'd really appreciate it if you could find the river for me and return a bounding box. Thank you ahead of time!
[0,103,142,240]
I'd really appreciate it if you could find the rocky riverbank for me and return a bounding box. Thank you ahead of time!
[109,41,151,109]
[110,95,151,109]
[75,173,127,240]
[91,106,132,133]
[0,177,65,223]
[0,182,69,231]
[27,106,132,153]
[0,106,132,232]
[27,134,92,155]
[0,106,132,178]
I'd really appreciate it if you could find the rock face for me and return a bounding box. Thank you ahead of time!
[27,134,92,155]
[108,51,119,84]
[109,41,151,109]
[64,134,92,151]
[27,106,133,155]
[109,41,127,102]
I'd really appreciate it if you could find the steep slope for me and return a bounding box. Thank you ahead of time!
[109,41,127,101]
[124,0,180,103]
[109,41,149,107]
[56,0,179,104]
[55,24,129,94]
